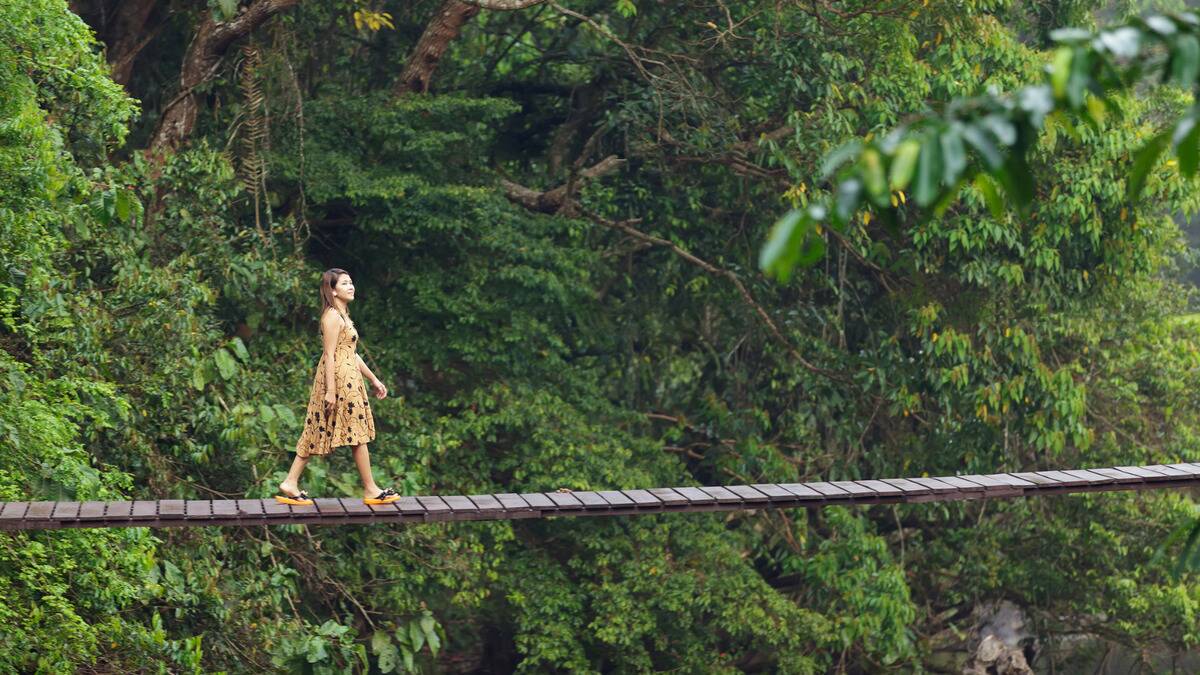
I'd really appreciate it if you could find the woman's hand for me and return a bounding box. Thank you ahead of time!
[370,378,388,400]
[324,390,336,417]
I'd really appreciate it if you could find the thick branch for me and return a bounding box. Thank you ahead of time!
[499,155,624,213]
[395,0,545,96]
[148,0,300,154]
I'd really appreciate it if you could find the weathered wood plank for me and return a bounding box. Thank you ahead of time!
[620,490,661,507]
[647,488,688,506]
[726,485,770,502]
[26,502,57,520]
[211,500,239,518]
[545,492,584,508]
[673,487,717,505]
[184,500,211,519]
[698,486,744,504]
[236,499,265,516]
[0,502,29,522]
[52,502,81,520]
[467,494,504,513]
[855,480,904,497]
[130,500,159,520]
[78,501,107,520]
[776,483,823,500]
[520,493,555,509]
[806,482,851,498]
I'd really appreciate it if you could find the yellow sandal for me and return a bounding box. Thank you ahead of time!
[363,488,401,505]
[275,489,314,506]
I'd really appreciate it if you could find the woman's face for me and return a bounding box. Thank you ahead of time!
[334,274,355,302]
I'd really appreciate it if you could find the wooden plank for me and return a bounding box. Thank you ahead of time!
[236,499,265,517]
[1164,463,1200,477]
[909,477,959,494]
[595,490,635,507]
[1060,469,1115,485]
[77,501,107,520]
[495,493,535,511]
[698,486,744,504]
[545,492,585,508]
[880,478,935,498]
[1146,464,1192,478]
[806,482,851,498]
[571,492,609,508]
[51,502,81,520]
[750,484,801,502]
[1008,472,1060,486]
[0,502,29,522]
[1033,471,1086,487]
[927,476,985,492]
[261,499,294,518]
[313,499,347,517]
[726,485,770,502]
[777,483,824,500]
[467,494,504,513]
[416,496,451,513]
[673,487,717,505]
[1115,466,1174,480]
[339,498,376,517]
[158,500,186,518]
[983,474,1037,489]
[647,488,688,506]
[520,493,556,509]
[210,500,239,518]
[828,481,881,497]
[105,501,133,519]
[620,490,662,507]
[957,475,1022,491]
[394,497,424,516]
[855,480,904,497]
[130,500,158,520]
[1089,468,1145,484]
[184,500,212,519]
[442,495,478,515]
[25,502,57,520]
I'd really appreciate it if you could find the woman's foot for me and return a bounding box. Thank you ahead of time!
[276,482,314,506]
[363,487,400,505]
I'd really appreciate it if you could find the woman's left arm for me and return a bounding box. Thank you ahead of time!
[356,354,379,385]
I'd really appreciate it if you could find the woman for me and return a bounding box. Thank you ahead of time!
[277,268,401,505]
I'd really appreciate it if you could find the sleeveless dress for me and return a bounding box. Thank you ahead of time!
[295,310,376,457]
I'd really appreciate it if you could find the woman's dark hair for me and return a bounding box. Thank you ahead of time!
[319,268,351,323]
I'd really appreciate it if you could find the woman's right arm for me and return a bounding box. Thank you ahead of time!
[321,310,340,399]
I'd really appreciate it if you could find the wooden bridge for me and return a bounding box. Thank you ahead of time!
[2,462,1199,531]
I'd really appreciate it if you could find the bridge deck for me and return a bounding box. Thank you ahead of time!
[2,463,1199,531]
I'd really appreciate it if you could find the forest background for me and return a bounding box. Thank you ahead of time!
[4,0,1200,672]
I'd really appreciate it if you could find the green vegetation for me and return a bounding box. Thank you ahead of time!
[2,0,1199,671]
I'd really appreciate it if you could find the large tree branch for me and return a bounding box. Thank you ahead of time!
[499,155,624,213]
[394,0,546,96]
[148,0,300,154]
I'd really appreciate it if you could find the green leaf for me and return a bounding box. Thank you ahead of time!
[214,348,238,380]
[1178,117,1200,178]
[420,615,440,656]
[114,189,133,222]
[820,140,862,180]
[191,365,207,391]
[402,646,415,672]
[371,630,393,655]
[216,0,238,21]
[1172,33,1200,86]
[230,336,250,361]
[1126,130,1171,200]
[914,133,942,207]
[888,139,920,190]
[940,126,966,186]
[759,209,810,280]
[833,178,862,225]
[408,621,425,653]
[974,172,1005,219]
[306,637,328,663]
[962,123,1003,170]
[1050,46,1073,99]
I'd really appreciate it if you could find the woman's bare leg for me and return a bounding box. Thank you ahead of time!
[352,443,384,498]
[280,454,310,495]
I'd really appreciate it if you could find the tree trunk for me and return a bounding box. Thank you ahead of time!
[148,0,300,154]
[394,0,480,95]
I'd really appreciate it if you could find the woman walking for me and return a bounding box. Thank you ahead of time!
[277,268,401,506]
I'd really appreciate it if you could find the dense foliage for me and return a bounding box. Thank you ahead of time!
[2,0,1200,671]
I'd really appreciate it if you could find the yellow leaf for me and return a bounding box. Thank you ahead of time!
[898,190,906,204]
[862,211,872,225]
[931,331,939,342]
[890,193,899,207]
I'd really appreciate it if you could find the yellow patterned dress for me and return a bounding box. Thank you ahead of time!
[295,311,376,457]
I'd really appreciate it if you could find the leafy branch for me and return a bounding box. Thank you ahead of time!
[759,11,1200,281]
